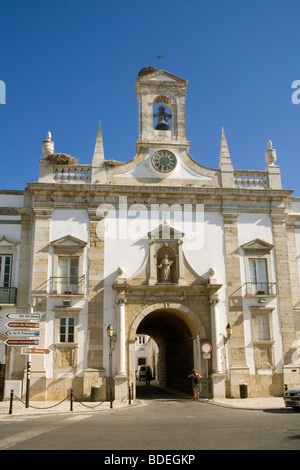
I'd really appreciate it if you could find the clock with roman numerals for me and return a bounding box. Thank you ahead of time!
[151,150,177,174]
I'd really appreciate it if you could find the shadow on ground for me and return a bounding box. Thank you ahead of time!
[136,380,191,400]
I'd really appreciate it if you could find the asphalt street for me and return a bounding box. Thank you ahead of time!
[0,385,299,452]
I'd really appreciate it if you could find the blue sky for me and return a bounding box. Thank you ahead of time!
[0,0,300,195]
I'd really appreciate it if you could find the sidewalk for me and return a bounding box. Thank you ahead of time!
[0,395,286,418]
[201,396,286,410]
[0,396,137,418]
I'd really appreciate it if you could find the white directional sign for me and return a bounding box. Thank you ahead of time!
[5,330,39,337]
[6,313,40,321]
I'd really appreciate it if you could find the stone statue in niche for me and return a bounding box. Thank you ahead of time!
[158,254,173,282]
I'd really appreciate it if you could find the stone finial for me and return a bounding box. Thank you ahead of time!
[42,131,54,156]
[208,267,217,284]
[265,140,277,165]
[117,267,125,276]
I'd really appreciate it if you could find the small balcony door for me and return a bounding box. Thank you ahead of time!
[249,259,267,294]
[57,257,79,294]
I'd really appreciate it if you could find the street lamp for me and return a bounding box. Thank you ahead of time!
[106,324,114,409]
[224,323,233,345]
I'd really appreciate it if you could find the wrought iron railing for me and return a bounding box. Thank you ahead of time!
[0,287,17,304]
[245,282,277,296]
[50,276,85,295]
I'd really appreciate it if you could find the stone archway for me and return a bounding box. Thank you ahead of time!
[128,303,207,395]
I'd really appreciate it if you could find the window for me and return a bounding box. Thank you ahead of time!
[137,335,146,345]
[249,259,267,294]
[59,317,75,343]
[242,238,276,297]
[0,255,12,287]
[57,257,79,294]
[255,315,270,341]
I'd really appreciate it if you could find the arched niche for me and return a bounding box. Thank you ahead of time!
[157,245,177,283]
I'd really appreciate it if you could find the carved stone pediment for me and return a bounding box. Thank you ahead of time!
[50,235,87,254]
[241,238,273,253]
[0,235,19,246]
[148,223,184,241]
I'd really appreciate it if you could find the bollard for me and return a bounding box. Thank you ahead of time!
[9,389,14,415]
[70,389,73,411]
[129,386,131,405]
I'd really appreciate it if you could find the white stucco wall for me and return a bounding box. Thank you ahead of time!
[45,209,90,377]
[291,200,300,279]
[237,213,283,374]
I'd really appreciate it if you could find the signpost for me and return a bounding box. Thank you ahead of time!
[6,322,39,329]
[5,330,39,337]
[201,342,212,378]
[3,310,41,408]
[201,342,212,354]
[6,313,40,321]
[5,339,39,346]
[21,347,50,355]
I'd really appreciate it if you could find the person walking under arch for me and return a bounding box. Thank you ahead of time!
[146,366,153,386]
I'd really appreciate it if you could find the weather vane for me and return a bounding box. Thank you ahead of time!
[157,54,165,70]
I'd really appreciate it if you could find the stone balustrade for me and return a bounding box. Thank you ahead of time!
[53,165,91,183]
[234,170,269,189]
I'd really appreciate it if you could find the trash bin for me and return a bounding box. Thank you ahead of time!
[91,386,101,402]
[239,383,248,399]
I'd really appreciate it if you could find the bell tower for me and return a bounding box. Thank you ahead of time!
[135,66,190,155]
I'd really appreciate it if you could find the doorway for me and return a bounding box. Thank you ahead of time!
[136,309,194,394]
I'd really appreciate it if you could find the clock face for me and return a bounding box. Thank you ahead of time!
[152,150,177,173]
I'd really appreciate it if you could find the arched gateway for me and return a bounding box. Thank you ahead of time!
[112,227,223,400]
[128,304,207,394]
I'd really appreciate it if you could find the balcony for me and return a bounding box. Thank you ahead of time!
[245,282,277,297]
[50,276,85,296]
[0,287,17,304]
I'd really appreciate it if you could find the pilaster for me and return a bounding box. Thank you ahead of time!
[222,209,250,396]
[85,207,106,370]
[271,209,298,371]
[82,207,107,399]
[16,209,34,311]
[30,207,53,398]
[114,294,128,402]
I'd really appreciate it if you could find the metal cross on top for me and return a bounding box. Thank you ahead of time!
[157,54,165,70]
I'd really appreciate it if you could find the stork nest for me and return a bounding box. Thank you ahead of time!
[46,153,78,165]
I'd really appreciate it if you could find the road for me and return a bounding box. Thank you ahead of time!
[0,385,299,452]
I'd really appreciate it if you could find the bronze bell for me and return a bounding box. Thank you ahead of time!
[153,105,171,131]
[155,115,169,130]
